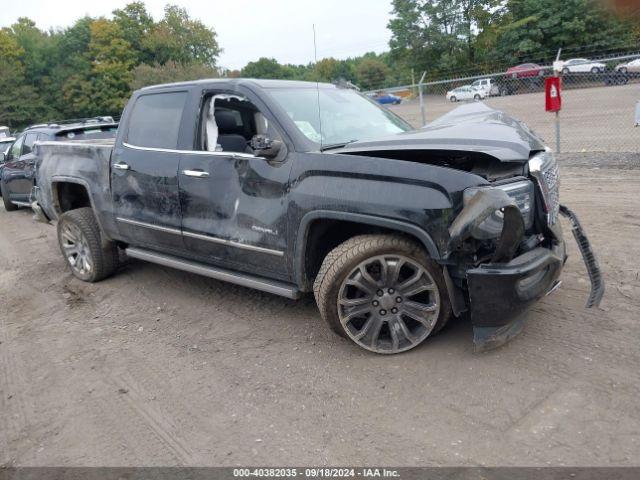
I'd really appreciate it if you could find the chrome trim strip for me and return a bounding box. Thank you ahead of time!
[12,201,32,207]
[125,247,300,299]
[182,230,284,256]
[116,217,284,256]
[116,217,181,235]
[122,142,260,159]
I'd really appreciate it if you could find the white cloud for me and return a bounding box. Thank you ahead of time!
[0,0,393,70]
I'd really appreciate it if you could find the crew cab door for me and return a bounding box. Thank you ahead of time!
[177,88,292,280]
[111,90,188,252]
[2,133,37,203]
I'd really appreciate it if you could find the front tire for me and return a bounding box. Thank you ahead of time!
[0,180,18,211]
[57,207,119,282]
[473,94,481,101]
[450,96,457,102]
[313,234,452,354]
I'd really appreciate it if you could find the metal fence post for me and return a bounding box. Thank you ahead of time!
[555,111,561,153]
[418,71,427,126]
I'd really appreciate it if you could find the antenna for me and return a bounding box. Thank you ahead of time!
[313,24,323,150]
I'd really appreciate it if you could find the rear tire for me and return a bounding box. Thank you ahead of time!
[57,207,119,282]
[313,234,452,354]
[0,180,18,211]
[473,94,481,101]
[591,67,600,74]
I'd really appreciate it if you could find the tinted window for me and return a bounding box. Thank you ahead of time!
[22,133,38,155]
[126,92,187,149]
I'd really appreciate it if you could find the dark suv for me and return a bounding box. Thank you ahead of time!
[0,118,117,211]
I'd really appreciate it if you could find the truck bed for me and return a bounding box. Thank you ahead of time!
[34,139,115,226]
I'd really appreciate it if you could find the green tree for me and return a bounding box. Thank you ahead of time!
[112,2,154,63]
[63,19,135,117]
[388,0,503,77]
[240,57,290,78]
[494,0,636,64]
[356,58,390,90]
[143,4,220,66]
[130,61,219,89]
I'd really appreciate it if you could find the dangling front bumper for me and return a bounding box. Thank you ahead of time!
[450,196,603,352]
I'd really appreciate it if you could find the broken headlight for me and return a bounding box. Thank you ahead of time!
[463,180,535,239]
[529,149,560,226]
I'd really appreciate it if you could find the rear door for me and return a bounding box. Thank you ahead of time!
[111,90,188,253]
[3,134,33,202]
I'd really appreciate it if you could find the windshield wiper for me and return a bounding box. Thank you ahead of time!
[320,139,358,152]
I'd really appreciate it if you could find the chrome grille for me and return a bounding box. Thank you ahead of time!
[542,160,560,224]
[529,151,560,226]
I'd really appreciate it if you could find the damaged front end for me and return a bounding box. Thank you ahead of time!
[447,150,604,352]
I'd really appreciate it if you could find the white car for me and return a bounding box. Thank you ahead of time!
[446,86,485,102]
[615,58,640,73]
[471,78,499,97]
[561,58,606,74]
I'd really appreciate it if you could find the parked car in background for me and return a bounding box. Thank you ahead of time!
[505,63,547,78]
[0,126,10,138]
[1,136,15,155]
[615,58,640,74]
[471,78,499,96]
[561,58,606,74]
[0,118,118,210]
[446,86,485,102]
[372,92,402,105]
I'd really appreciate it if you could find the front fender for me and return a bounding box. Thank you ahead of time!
[292,210,442,290]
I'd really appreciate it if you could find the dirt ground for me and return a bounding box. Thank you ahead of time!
[1,155,640,467]
[389,82,640,153]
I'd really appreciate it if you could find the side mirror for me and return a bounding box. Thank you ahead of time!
[250,134,282,159]
[0,152,5,164]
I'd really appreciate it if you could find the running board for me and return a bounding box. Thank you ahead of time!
[125,247,302,299]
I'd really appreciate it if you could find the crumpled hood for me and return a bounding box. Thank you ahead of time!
[338,103,547,162]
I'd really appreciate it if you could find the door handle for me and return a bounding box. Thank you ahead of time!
[113,162,130,170]
[182,169,209,178]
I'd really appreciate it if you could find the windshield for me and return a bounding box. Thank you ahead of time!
[269,87,413,147]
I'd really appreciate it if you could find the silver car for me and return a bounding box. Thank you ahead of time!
[615,58,640,74]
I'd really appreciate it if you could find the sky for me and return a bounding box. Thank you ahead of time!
[0,0,394,70]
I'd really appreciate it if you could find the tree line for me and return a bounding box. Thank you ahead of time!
[0,0,637,129]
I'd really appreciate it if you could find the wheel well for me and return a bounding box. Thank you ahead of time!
[303,219,425,288]
[53,182,91,213]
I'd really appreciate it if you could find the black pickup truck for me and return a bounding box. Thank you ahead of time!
[31,79,603,354]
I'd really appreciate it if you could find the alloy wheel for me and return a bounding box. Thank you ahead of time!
[60,221,93,276]
[337,254,440,354]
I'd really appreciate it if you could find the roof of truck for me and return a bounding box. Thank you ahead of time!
[139,78,337,92]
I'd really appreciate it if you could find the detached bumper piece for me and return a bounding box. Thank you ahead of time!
[30,187,51,224]
[467,244,565,352]
[559,204,604,308]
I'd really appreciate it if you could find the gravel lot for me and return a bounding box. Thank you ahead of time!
[389,82,640,153]
[1,152,639,465]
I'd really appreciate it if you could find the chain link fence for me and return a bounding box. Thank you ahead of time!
[371,53,640,153]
